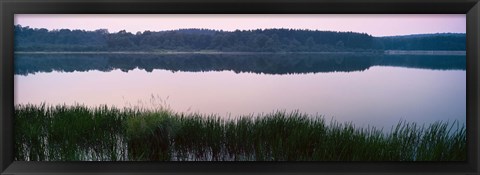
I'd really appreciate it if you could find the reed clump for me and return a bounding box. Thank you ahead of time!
[14,104,466,161]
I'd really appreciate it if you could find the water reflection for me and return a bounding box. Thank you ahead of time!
[14,53,467,161]
[14,53,466,76]
[14,53,466,129]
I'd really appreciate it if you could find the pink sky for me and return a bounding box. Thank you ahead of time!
[14,14,465,36]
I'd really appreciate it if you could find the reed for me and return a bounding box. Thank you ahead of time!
[14,104,466,161]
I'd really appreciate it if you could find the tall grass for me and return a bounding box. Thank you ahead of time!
[14,104,466,161]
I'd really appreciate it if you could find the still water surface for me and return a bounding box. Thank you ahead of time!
[14,53,466,129]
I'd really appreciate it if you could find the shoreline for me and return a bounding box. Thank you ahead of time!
[14,51,381,55]
[384,50,466,56]
[14,50,466,56]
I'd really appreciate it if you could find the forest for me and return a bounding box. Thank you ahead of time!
[15,53,465,76]
[14,25,466,52]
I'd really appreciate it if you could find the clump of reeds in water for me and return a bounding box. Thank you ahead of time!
[14,104,466,161]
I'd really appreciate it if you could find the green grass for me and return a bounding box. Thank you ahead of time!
[14,104,466,161]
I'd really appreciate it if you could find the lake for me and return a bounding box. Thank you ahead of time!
[14,53,466,130]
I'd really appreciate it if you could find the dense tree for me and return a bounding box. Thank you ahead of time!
[378,34,466,50]
[14,25,466,52]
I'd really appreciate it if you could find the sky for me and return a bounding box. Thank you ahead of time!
[15,14,465,37]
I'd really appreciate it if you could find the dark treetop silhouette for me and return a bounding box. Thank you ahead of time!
[14,25,466,52]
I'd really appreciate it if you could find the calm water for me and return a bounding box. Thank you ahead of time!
[14,53,466,129]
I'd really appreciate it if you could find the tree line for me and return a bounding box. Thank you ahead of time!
[14,25,466,52]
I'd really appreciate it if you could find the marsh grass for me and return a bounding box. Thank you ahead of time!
[14,104,466,161]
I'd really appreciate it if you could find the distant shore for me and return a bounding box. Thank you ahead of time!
[384,50,466,56]
[14,50,466,56]
[13,51,381,55]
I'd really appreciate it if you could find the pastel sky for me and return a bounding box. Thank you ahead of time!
[15,14,465,37]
